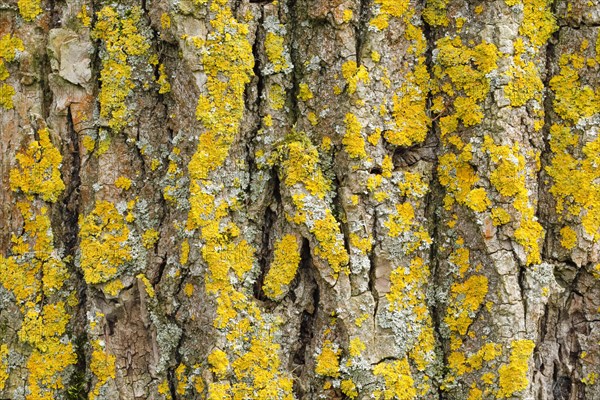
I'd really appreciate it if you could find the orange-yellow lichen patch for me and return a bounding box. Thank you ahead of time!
[349,233,372,254]
[77,5,92,27]
[341,61,369,94]
[550,54,598,124]
[0,345,8,391]
[385,203,415,236]
[180,239,190,265]
[423,0,449,26]
[103,279,124,296]
[297,82,313,101]
[1,209,67,303]
[311,210,350,276]
[370,0,409,30]
[384,47,430,147]
[2,125,77,399]
[18,302,77,400]
[546,124,600,241]
[114,176,132,190]
[505,61,544,107]
[0,33,24,66]
[343,113,367,159]
[497,340,535,398]
[160,13,171,29]
[0,33,22,109]
[433,37,499,128]
[93,6,150,131]
[18,0,42,21]
[437,141,489,212]
[373,358,417,400]
[185,4,294,397]
[445,275,489,335]
[546,46,600,244]
[79,201,132,284]
[89,341,116,400]
[348,337,366,358]
[10,128,66,202]
[263,234,301,299]
[157,63,171,94]
[448,342,502,377]
[0,84,16,109]
[341,379,358,398]
[265,32,290,73]
[279,135,329,198]
[208,349,229,377]
[225,336,294,398]
[188,6,253,185]
[560,226,577,250]
[141,228,160,249]
[519,0,557,49]
[315,340,340,378]
[483,136,543,264]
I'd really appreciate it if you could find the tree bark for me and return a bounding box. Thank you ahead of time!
[0,0,599,399]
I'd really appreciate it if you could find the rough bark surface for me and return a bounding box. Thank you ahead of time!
[0,0,599,399]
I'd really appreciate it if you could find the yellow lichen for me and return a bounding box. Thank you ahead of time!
[483,136,544,264]
[341,61,369,94]
[93,6,150,131]
[385,203,415,236]
[103,279,124,296]
[341,379,358,398]
[315,340,340,378]
[370,0,409,30]
[10,128,66,202]
[269,83,286,110]
[342,9,353,23]
[373,358,417,400]
[1,128,77,398]
[550,55,598,124]
[79,201,132,284]
[263,234,301,299]
[78,6,92,27]
[180,239,190,265]
[157,63,171,94]
[114,176,132,190]
[497,340,535,398]
[384,51,430,147]
[18,0,42,21]
[0,345,8,391]
[437,142,489,213]
[0,84,16,109]
[265,32,290,73]
[343,113,367,159]
[279,134,329,198]
[423,0,449,27]
[505,61,544,107]
[445,275,489,335]
[546,124,600,241]
[433,38,499,135]
[208,349,229,377]
[141,228,159,249]
[582,372,598,385]
[160,13,171,29]
[89,341,116,400]
[560,226,577,250]
[297,82,313,101]
[519,0,557,49]
[185,3,294,397]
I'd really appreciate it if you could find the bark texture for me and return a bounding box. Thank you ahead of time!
[0,0,599,398]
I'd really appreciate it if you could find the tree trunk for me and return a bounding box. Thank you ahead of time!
[0,0,599,398]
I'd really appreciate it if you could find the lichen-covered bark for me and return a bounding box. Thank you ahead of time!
[0,0,599,398]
